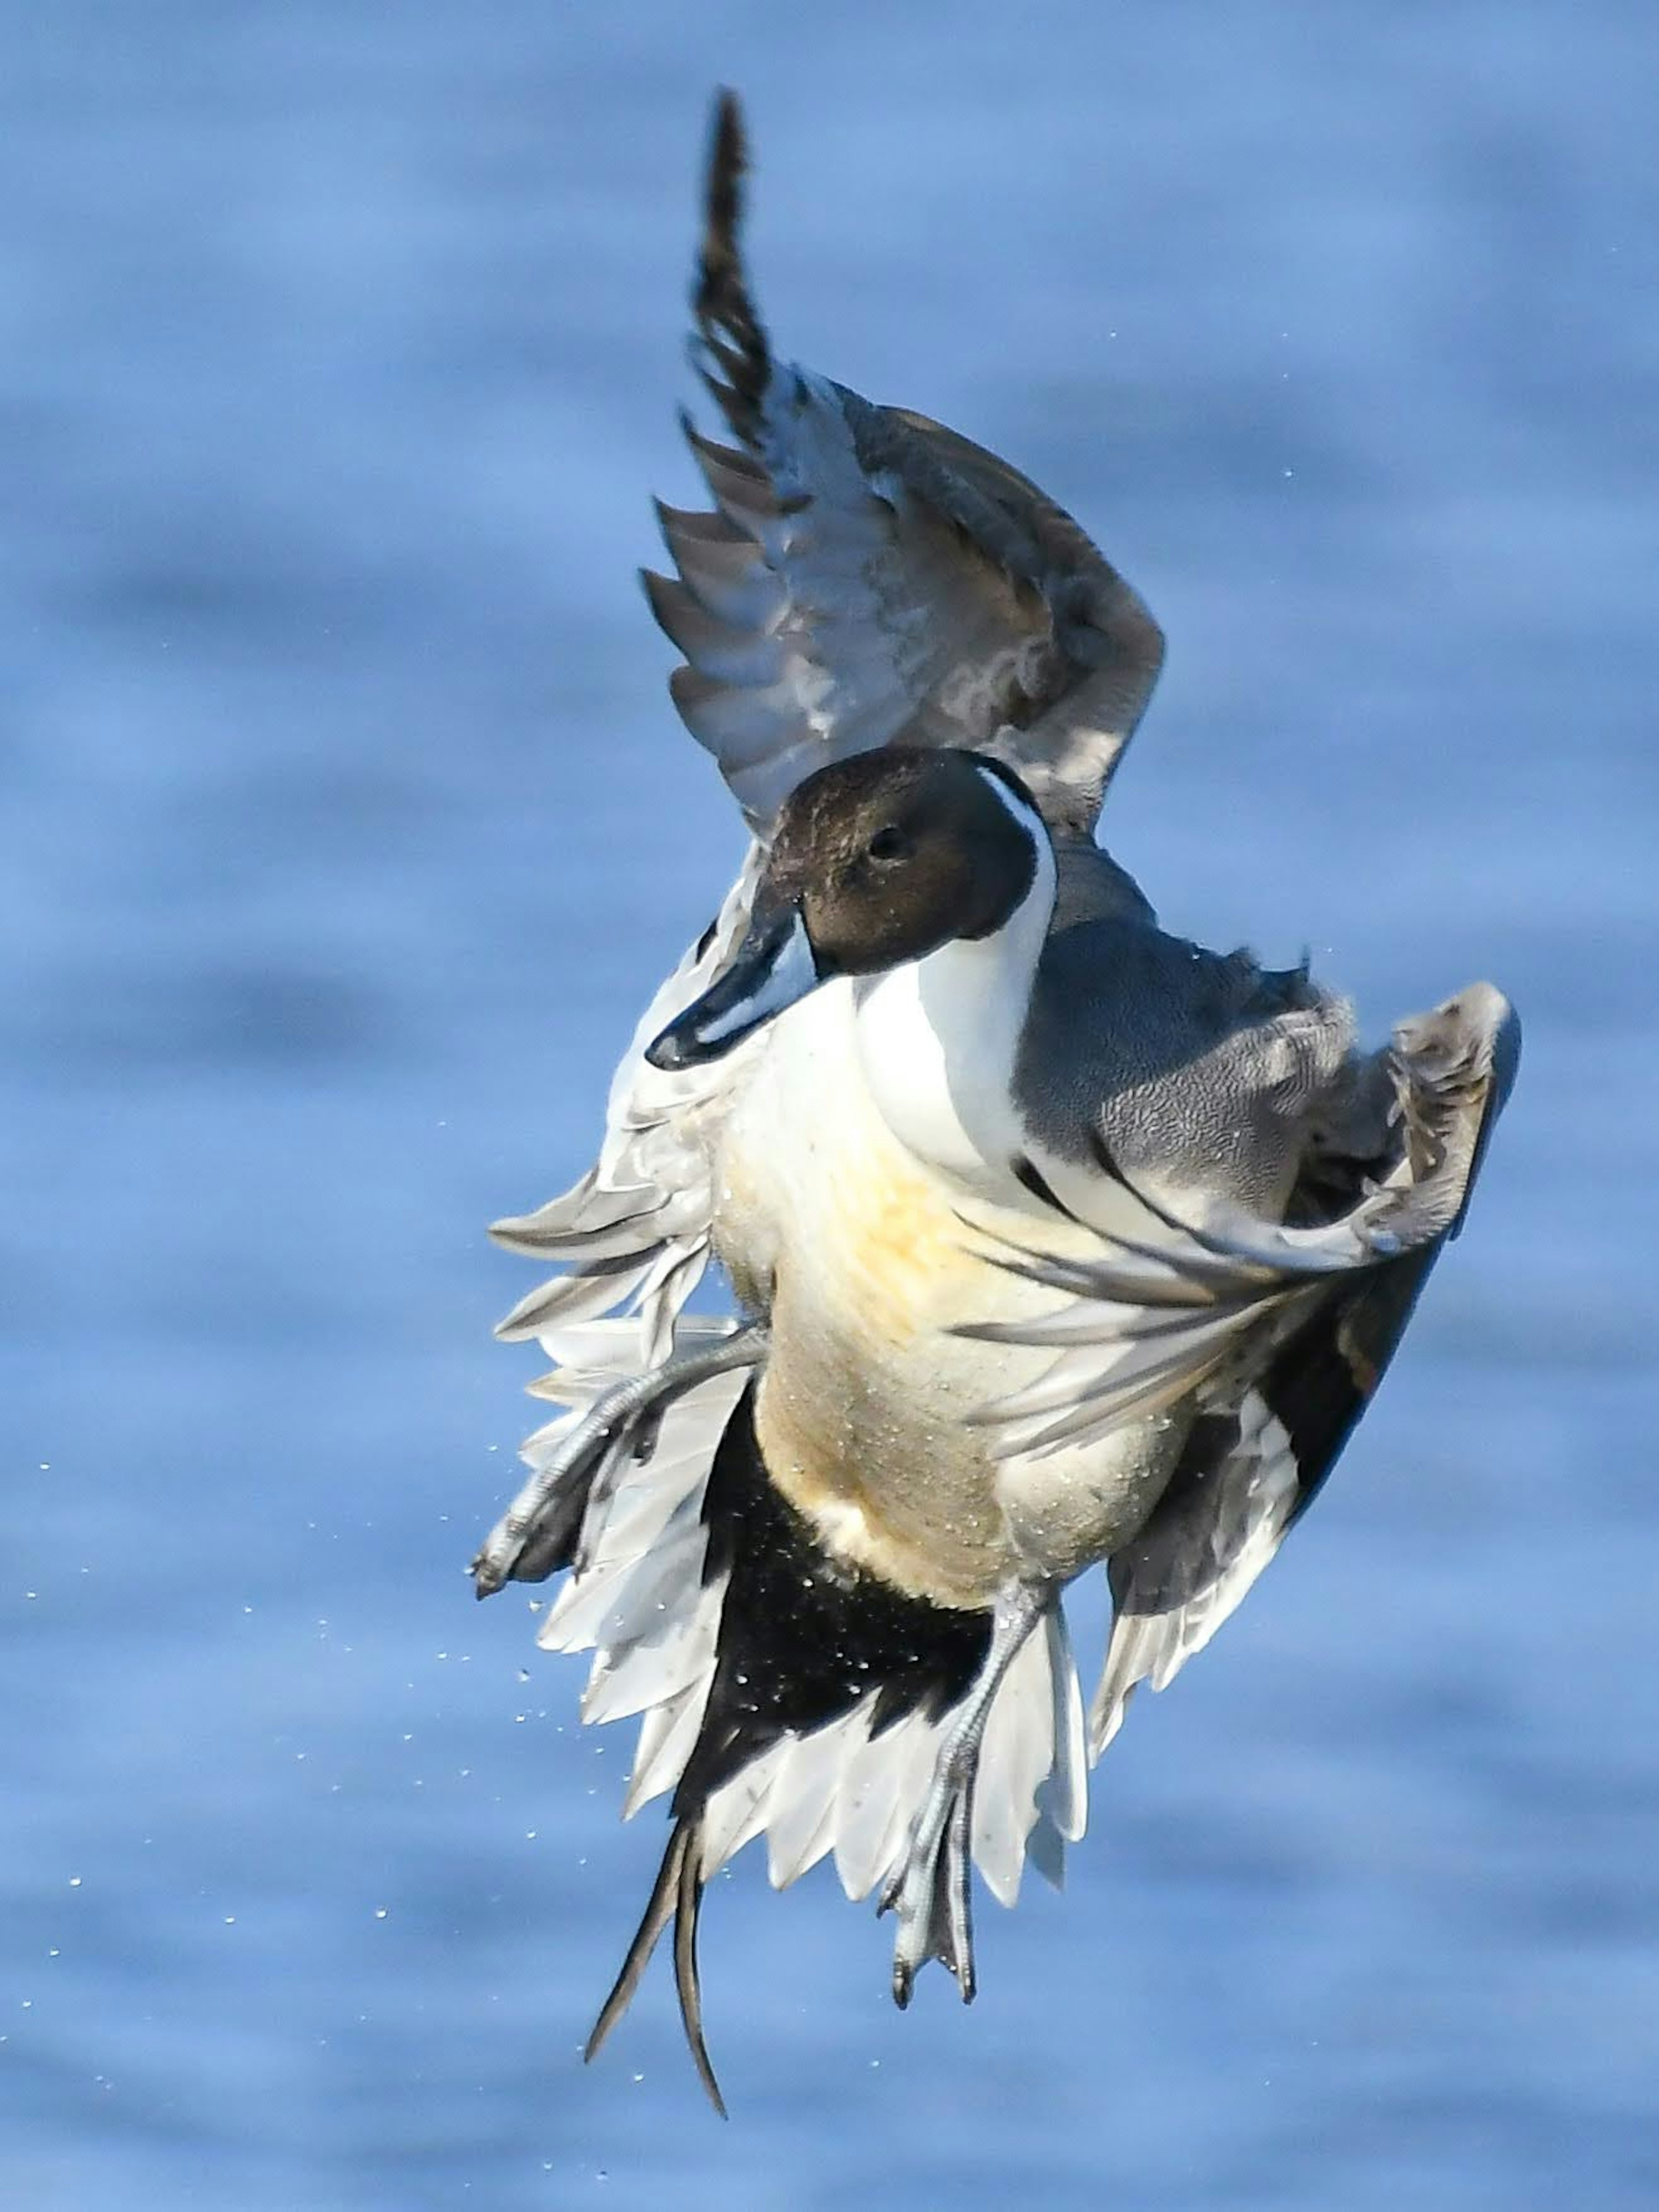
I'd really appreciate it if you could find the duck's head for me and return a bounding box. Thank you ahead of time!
[645,747,1046,1071]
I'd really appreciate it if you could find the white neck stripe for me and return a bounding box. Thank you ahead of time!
[970,760,1050,864]
[852,769,1058,1198]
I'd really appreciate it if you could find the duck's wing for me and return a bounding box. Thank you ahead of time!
[489,848,765,1382]
[967,982,1518,1450]
[1087,1249,1436,1754]
[647,91,1164,841]
[964,982,1518,1742]
[492,93,1158,1412]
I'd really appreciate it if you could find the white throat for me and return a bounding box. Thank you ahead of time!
[850,770,1057,1195]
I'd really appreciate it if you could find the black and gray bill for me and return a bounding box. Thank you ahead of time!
[645,906,821,1070]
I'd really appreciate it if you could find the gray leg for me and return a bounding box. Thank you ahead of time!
[879,1579,1053,2008]
[471,1323,768,1596]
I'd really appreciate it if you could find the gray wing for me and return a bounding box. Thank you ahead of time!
[966,982,1519,1457]
[963,981,1518,1747]
[1088,1250,1435,1754]
[493,93,1160,1372]
[646,92,1165,839]
[491,849,764,1372]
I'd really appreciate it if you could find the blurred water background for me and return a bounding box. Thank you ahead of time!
[4,3,1657,2206]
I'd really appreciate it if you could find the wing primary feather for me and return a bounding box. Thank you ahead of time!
[691,91,769,453]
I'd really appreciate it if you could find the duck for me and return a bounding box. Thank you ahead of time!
[475,91,1519,2115]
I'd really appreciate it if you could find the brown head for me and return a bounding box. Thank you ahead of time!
[646,747,1045,1070]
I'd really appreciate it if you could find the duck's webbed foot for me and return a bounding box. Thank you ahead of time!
[470,1322,768,1596]
[881,1736,980,2005]
[878,1580,1052,2009]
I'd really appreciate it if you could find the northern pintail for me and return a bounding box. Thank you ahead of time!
[476,92,1519,2112]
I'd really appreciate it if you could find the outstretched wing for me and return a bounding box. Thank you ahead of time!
[494,89,1160,1381]
[1088,1251,1435,1753]
[963,982,1519,1748]
[647,90,1165,839]
[491,850,763,1373]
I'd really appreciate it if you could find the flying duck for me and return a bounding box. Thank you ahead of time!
[476,92,1519,2113]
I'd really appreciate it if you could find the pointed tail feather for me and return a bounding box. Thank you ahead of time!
[671,1825,724,2117]
[585,1816,726,2117]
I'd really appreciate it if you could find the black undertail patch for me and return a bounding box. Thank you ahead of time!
[676,1380,993,1812]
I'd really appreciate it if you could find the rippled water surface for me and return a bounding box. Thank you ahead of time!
[5,5,1657,2206]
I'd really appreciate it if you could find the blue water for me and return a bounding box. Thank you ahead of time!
[5,4,1657,2206]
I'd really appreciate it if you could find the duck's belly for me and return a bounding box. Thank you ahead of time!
[712,985,1183,1607]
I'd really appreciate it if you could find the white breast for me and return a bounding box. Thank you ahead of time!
[850,785,1058,1201]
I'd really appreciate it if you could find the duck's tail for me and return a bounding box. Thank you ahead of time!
[554,1379,1087,2109]
[585,1814,724,2117]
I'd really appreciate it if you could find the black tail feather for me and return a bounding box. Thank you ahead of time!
[585,1818,726,2118]
[585,1821,686,2071]
[672,1824,725,2118]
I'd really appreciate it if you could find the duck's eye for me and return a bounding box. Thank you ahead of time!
[867,824,912,864]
